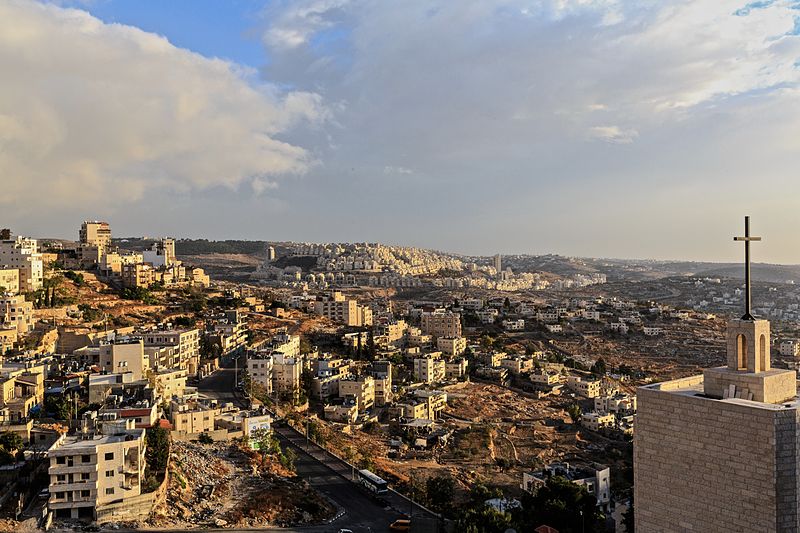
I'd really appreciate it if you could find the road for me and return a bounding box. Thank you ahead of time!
[197,358,427,532]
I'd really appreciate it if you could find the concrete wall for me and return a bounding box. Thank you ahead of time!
[170,429,243,442]
[635,385,800,532]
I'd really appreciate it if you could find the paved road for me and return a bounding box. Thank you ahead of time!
[197,358,417,532]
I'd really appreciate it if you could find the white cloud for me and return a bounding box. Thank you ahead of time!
[383,166,413,175]
[0,0,326,214]
[589,125,638,144]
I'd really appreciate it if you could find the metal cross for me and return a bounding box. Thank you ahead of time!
[734,216,761,320]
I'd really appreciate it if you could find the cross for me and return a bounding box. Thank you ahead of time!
[734,216,761,320]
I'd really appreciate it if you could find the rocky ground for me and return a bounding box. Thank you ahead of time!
[145,440,335,530]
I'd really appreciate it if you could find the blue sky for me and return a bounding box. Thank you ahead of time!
[3,0,800,262]
[73,0,267,66]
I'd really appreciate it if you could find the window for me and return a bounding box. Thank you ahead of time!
[105,470,114,477]
[80,490,90,498]
[56,474,66,482]
[56,456,66,465]
[81,473,90,481]
[105,488,114,495]
[82,455,91,463]
[104,452,114,460]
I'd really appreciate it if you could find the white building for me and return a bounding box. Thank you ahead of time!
[0,236,43,292]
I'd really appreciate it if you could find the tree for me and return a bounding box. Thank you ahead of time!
[299,337,313,354]
[0,432,23,453]
[425,475,455,515]
[591,357,607,376]
[45,395,71,421]
[567,404,582,424]
[145,426,170,474]
[517,475,604,533]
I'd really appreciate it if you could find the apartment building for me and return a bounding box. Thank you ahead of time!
[314,292,373,326]
[170,398,220,434]
[338,375,375,411]
[99,340,148,382]
[522,462,611,511]
[436,336,466,356]
[121,263,155,289]
[414,357,446,384]
[142,328,200,375]
[48,418,146,520]
[0,236,43,292]
[581,411,616,431]
[412,390,448,419]
[272,353,302,396]
[0,293,34,334]
[500,357,534,375]
[566,376,602,398]
[142,238,176,268]
[445,358,469,380]
[780,339,800,357]
[247,353,273,395]
[374,377,392,406]
[269,331,301,357]
[0,367,44,422]
[0,268,20,295]
[80,221,112,251]
[420,310,462,338]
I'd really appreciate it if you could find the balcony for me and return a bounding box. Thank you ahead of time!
[49,462,99,475]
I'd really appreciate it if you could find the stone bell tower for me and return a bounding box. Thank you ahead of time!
[703,217,795,403]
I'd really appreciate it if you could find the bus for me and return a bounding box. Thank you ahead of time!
[357,469,389,495]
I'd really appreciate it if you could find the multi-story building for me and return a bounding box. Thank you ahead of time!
[445,358,468,380]
[268,331,301,357]
[121,263,155,289]
[420,310,461,338]
[47,418,146,520]
[500,357,534,375]
[581,411,615,431]
[412,390,448,419]
[142,328,200,375]
[0,367,44,422]
[0,268,20,295]
[0,235,43,292]
[142,238,176,268]
[246,352,273,395]
[80,221,112,251]
[374,377,392,406]
[0,293,34,334]
[414,357,446,384]
[780,339,799,357]
[272,353,302,396]
[338,375,375,411]
[566,376,601,398]
[436,336,466,356]
[169,398,220,434]
[314,291,373,326]
[99,339,148,382]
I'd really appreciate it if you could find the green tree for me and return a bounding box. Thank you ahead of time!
[145,426,170,474]
[591,357,607,376]
[45,395,71,421]
[425,475,455,515]
[0,431,23,453]
[517,475,603,533]
[567,404,582,424]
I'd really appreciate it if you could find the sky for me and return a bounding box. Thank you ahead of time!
[3,0,800,263]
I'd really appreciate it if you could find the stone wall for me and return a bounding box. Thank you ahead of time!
[634,385,798,532]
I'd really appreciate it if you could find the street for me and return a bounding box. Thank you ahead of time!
[197,359,425,533]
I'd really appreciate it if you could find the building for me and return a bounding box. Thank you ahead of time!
[142,238,176,268]
[436,336,467,356]
[48,418,146,520]
[413,390,448,419]
[0,235,43,292]
[500,357,534,375]
[80,221,112,251]
[635,220,800,532]
[314,292,373,326]
[272,353,302,396]
[445,358,469,380]
[338,375,375,411]
[0,293,35,334]
[420,310,462,338]
[247,353,273,395]
[780,339,800,357]
[414,357,446,384]
[566,376,601,398]
[324,404,358,424]
[502,319,525,331]
[522,462,611,511]
[170,398,220,434]
[0,268,20,295]
[143,328,200,375]
[581,411,615,431]
[99,339,147,382]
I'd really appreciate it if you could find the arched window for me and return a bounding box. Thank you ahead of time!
[737,334,748,370]
[759,334,767,372]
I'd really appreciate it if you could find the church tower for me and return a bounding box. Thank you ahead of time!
[635,217,800,532]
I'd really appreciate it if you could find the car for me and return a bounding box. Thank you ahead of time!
[389,519,411,532]
[337,529,354,533]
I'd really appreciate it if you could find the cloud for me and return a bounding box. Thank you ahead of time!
[0,0,326,215]
[589,125,638,144]
[383,166,413,175]
[252,0,800,261]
